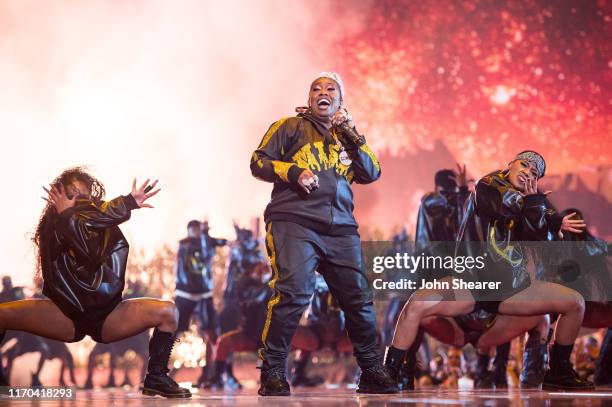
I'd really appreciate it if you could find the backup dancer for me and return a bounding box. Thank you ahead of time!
[385,151,594,390]
[0,167,190,398]
[174,219,226,387]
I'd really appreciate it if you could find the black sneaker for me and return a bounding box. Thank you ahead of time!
[258,367,290,396]
[357,365,399,394]
[542,364,595,391]
[142,373,192,398]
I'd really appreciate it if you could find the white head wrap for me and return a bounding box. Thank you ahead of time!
[312,72,345,99]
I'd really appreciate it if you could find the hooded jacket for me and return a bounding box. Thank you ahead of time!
[41,195,139,322]
[250,113,381,235]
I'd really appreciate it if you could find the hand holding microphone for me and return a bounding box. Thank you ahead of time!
[332,108,354,128]
[332,108,365,148]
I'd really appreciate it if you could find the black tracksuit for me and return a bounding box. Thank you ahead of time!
[250,112,381,369]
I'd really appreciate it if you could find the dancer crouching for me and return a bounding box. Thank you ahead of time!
[0,167,190,398]
[385,151,594,390]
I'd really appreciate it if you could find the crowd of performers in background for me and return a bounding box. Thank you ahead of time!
[0,166,610,391]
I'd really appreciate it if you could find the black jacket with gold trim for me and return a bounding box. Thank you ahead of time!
[456,171,562,295]
[250,113,381,235]
[41,195,138,322]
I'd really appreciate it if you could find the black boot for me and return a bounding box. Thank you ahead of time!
[358,364,399,394]
[595,329,612,386]
[141,329,191,398]
[399,352,421,391]
[520,330,548,389]
[385,346,420,391]
[386,329,423,391]
[492,342,510,389]
[543,343,594,390]
[202,361,225,390]
[258,363,290,396]
[384,346,406,386]
[475,352,493,389]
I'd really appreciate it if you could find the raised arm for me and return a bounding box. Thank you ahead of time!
[331,110,381,184]
[45,178,158,263]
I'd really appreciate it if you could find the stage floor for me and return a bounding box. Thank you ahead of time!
[1,387,611,406]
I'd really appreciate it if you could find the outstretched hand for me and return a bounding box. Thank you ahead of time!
[560,212,586,235]
[42,183,76,214]
[131,178,160,208]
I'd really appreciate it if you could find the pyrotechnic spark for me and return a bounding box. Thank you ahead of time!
[333,0,611,174]
[489,85,517,105]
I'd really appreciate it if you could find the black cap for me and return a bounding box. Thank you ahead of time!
[187,220,201,229]
[435,169,457,190]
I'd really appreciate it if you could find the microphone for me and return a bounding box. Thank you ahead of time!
[334,122,366,147]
